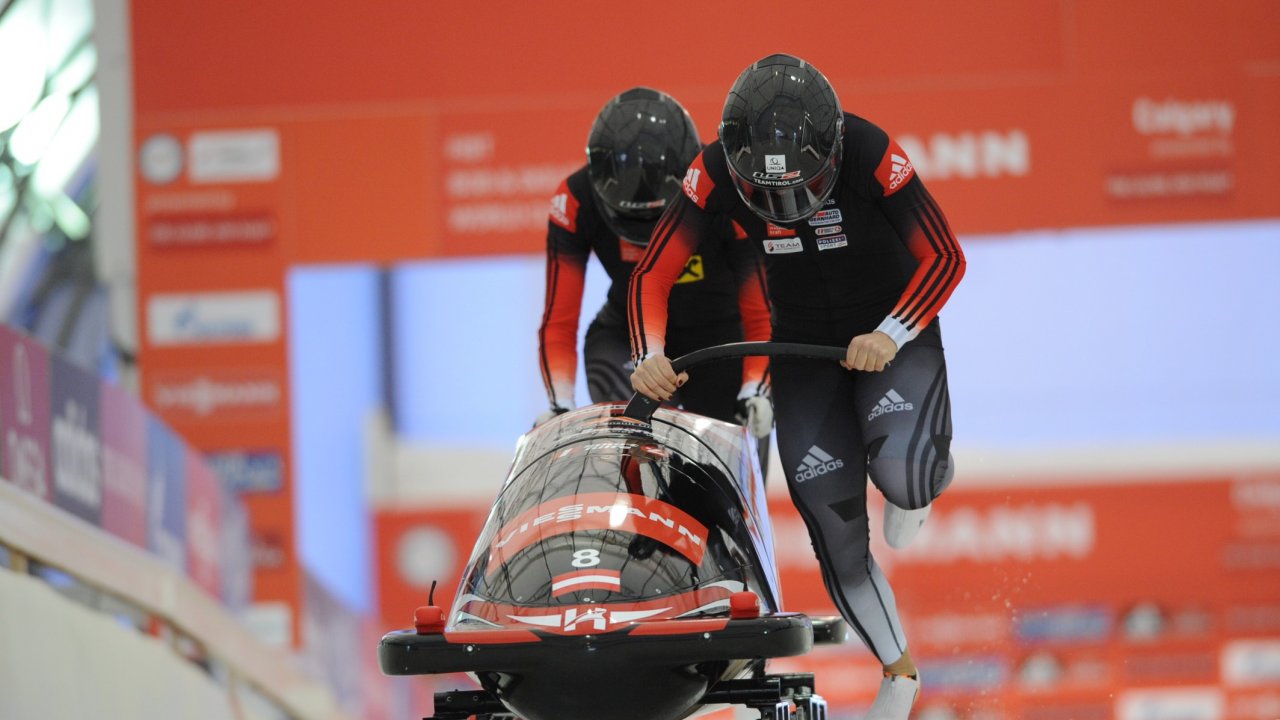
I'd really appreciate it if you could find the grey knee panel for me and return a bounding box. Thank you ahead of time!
[869,448,954,510]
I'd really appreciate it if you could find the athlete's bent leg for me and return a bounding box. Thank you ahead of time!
[857,324,955,549]
[772,357,910,666]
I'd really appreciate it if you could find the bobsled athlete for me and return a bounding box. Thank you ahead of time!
[537,87,772,437]
[629,55,966,719]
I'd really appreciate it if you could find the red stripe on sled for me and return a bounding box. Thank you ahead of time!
[551,569,622,597]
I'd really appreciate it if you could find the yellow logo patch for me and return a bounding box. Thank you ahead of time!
[675,254,704,284]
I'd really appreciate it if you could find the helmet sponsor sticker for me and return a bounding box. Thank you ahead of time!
[749,171,804,187]
[618,198,665,210]
[765,155,787,173]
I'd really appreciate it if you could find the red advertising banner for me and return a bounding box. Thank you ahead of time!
[765,472,1280,718]
[130,0,1280,264]
[373,504,487,631]
[373,472,1280,718]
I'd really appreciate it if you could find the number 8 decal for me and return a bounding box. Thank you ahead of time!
[571,548,601,568]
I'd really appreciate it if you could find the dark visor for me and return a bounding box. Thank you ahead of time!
[731,147,841,225]
[599,201,663,246]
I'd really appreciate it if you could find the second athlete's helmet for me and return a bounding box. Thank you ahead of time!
[587,88,701,245]
[720,54,844,224]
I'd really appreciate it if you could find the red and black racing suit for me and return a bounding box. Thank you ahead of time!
[539,165,770,422]
[628,114,966,664]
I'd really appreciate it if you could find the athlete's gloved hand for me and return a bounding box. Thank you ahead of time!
[631,353,687,402]
[735,387,774,439]
[533,402,572,428]
[842,331,898,372]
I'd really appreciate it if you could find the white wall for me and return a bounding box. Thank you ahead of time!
[380,219,1280,455]
[0,569,240,720]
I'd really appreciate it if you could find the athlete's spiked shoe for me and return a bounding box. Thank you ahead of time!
[866,671,920,719]
[883,502,931,549]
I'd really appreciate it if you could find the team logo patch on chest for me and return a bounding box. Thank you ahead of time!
[763,237,803,254]
[675,254,705,283]
[816,235,847,251]
[808,209,842,227]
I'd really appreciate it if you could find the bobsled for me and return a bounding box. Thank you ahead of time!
[379,343,848,720]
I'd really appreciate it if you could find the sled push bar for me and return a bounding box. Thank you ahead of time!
[623,341,846,422]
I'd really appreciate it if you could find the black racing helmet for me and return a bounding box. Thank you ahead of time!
[720,54,844,224]
[587,87,701,245]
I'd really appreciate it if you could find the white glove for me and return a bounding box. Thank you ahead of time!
[534,402,573,427]
[734,389,773,439]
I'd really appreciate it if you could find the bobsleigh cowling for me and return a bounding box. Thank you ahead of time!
[379,343,849,720]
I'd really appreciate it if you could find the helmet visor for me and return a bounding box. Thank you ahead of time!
[730,145,841,225]
[598,200,663,246]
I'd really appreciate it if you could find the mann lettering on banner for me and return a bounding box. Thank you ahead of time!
[0,327,51,501]
[51,356,103,526]
[146,416,187,573]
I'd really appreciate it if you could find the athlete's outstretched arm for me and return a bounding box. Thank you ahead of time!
[628,189,722,400]
[725,222,772,393]
[538,180,590,409]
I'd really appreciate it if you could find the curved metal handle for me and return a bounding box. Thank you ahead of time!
[622,342,846,422]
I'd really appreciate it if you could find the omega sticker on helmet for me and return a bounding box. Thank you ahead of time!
[765,155,787,173]
[814,225,842,236]
[763,237,803,254]
[808,209,842,227]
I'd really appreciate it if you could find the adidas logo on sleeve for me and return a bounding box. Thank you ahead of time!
[794,445,845,483]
